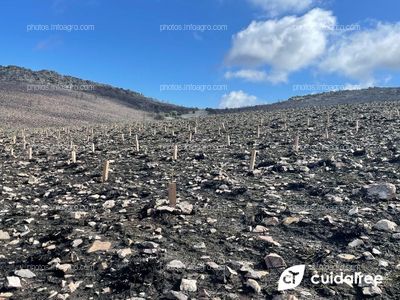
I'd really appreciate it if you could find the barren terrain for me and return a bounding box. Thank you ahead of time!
[0,66,193,128]
[0,101,400,299]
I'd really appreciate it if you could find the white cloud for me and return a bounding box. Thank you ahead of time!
[224,69,289,83]
[320,22,400,83]
[226,8,336,83]
[343,82,374,90]
[219,90,258,108]
[248,0,315,17]
[224,69,268,82]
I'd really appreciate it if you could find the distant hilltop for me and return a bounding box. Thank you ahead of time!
[0,65,195,127]
[207,87,400,114]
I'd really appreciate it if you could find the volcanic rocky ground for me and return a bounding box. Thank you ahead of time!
[0,101,400,300]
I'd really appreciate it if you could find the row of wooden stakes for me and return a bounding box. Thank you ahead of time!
[6,116,362,152]
[7,132,304,163]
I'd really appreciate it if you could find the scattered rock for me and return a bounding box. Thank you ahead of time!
[87,241,112,253]
[264,253,286,269]
[14,269,36,279]
[246,279,261,294]
[180,279,197,292]
[72,239,83,248]
[362,286,382,296]
[167,260,186,270]
[56,264,72,273]
[374,219,398,232]
[253,225,268,233]
[169,291,188,300]
[0,230,10,240]
[364,183,396,200]
[348,239,364,248]
[7,277,21,289]
[176,202,193,215]
[117,248,132,258]
[257,235,281,247]
[282,216,300,225]
[338,254,356,262]
[102,200,115,209]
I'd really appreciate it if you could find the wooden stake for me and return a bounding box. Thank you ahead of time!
[135,135,140,152]
[307,118,310,127]
[91,143,95,153]
[355,120,359,133]
[293,136,299,152]
[102,160,110,182]
[71,150,76,163]
[227,134,231,146]
[324,128,329,139]
[249,149,257,171]
[28,147,32,160]
[189,132,192,142]
[172,145,178,160]
[168,182,177,207]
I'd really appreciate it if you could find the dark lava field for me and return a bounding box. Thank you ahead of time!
[0,101,399,300]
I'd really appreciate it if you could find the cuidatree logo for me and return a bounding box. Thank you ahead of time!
[278,265,306,291]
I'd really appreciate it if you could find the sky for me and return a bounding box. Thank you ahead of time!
[1,0,400,109]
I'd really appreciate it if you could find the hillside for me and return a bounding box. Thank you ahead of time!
[2,65,400,127]
[1,100,400,299]
[0,66,193,128]
[208,87,400,114]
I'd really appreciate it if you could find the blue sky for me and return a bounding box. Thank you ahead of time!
[1,0,400,108]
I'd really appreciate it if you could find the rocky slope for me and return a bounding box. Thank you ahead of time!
[208,87,400,114]
[0,66,193,128]
[0,100,399,299]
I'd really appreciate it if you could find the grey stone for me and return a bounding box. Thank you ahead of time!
[180,279,197,292]
[14,269,36,279]
[364,183,396,200]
